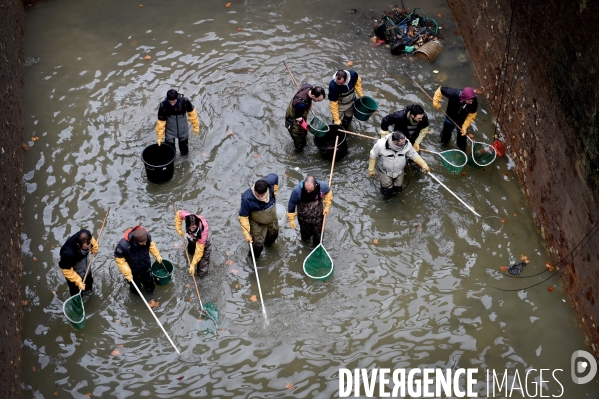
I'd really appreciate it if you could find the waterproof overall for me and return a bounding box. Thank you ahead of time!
[186,224,212,277]
[249,206,278,258]
[160,95,191,155]
[297,198,324,247]
[66,256,92,297]
[439,87,478,152]
[336,87,356,130]
[285,84,312,151]
[115,229,155,293]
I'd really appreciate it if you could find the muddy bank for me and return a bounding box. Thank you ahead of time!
[0,0,25,397]
[448,0,599,355]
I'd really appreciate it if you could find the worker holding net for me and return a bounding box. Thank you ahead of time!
[59,229,100,297]
[432,86,478,153]
[286,176,333,247]
[174,210,212,278]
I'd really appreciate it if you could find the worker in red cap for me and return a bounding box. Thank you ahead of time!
[114,226,163,294]
[432,86,477,152]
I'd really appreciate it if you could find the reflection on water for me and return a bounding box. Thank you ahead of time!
[21,0,598,397]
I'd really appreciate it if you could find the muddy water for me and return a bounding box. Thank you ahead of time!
[21,0,598,397]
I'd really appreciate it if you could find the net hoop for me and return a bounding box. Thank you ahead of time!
[469,138,497,167]
[302,244,334,280]
[63,293,86,325]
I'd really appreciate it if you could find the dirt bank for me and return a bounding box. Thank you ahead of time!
[448,0,599,355]
[0,0,25,397]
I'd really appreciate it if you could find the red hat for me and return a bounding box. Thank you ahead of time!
[460,87,476,102]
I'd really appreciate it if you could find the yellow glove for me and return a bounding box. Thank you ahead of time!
[413,155,430,173]
[322,190,333,216]
[61,268,84,288]
[355,76,364,98]
[379,129,389,139]
[156,119,166,145]
[273,184,279,197]
[413,142,420,151]
[90,236,99,255]
[287,212,297,230]
[368,158,377,178]
[239,216,252,242]
[188,108,200,135]
[323,207,330,216]
[190,244,205,272]
[115,257,133,282]
[329,101,341,125]
[188,264,196,275]
[174,211,185,236]
[149,241,162,264]
[461,112,477,135]
[432,87,443,110]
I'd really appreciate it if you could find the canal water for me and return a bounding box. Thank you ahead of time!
[21,0,598,397]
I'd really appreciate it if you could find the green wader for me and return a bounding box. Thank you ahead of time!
[249,206,279,258]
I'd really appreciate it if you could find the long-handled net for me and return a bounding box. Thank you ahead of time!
[63,208,110,329]
[174,205,218,326]
[303,136,339,280]
[420,148,467,174]
[466,135,497,168]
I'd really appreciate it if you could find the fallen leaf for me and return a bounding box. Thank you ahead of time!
[231,269,238,275]
[23,144,29,150]
[185,283,190,288]
[253,153,260,158]
[250,295,257,302]
[23,300,29,306]
[51,245,55,248]
[524,259,530,264]
[437,13,442,17]
[500,219,506,223]
[225,259,234,266]
[115,319,120,323]
[33,257,38,262]
[225,2,231,7]
[460,171,467,177]
[499,266,508,272]
[144,54,151,60]
[370,36,377,43]
[111,349,121,356]
[520,254,528,261]
[345,60,353,67]
[201,152,208,157]
[432,70,439,74]
[238,27,242,31]
[51,290,57,294]
[186,297,193,302]
[149,299,159,308]
[414,224,420,228]
[221,328,226,332]
[85,394,91,397]
[286,383,294,389]
[32,136,39,141]
[177,376,184,381]
[235,283,242,289]
[54,392,58,396]
[513,213,517,217]
[468,133,475,139]
[545,261,554,271]
[227,130,235,136]
[83,192,88,196]
[32,366,36,371]
[372,239,378,244]
[548,286,554,292]
[139,4,143,7]
[503,172,509,177]
[475,88,484,94]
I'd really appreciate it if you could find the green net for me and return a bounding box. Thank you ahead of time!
[468,142,497,168]
[63,293,86,330]
[309,116,329,137]
[439,149,467,174]
[203,302,219,324]
[303,244,334,281]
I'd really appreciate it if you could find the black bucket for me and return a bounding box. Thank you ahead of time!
[313,125,348,161]
[142,144,175,184]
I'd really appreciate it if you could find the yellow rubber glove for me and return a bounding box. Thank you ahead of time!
[322,190,333,216]
[413,143,420,151]
[149,241,162,264]
[329,101,341,125]
[432,87,443,110]
[239,216,252,242]
[368,158,377,178]
[273,184,279,198]
[188,108,200,134]
[61,268,84,289]
[156,119,166,145]
[355,76,364,98]
[115,257,133,281]
[461,112,477,135]
[174,211,185,236]
[90,236,99,255]
[379,129,389,139]
[287,212,297,229]
[190,243,204,274]
[414,128,427,151]
[413,155,430,172]
[188,264,196,275]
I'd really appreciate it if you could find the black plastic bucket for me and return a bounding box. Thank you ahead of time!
[313,125,348,161]
[142,144,175,184]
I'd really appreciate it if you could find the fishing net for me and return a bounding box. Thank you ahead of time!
[438,149,467,174]
[309,116,329,137]
[63,293,86,330]
[303,244,334,281]
[468,141,497,168]
[203,302,219,324]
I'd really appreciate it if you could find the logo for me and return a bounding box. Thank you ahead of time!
[571,350,597,384]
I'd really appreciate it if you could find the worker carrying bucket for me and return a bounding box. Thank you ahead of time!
[114,226,164,294]
[328,69,364,130]
[284,84,326,152]
[286,176,333,247]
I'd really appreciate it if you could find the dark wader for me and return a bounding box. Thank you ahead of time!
[249,206,279,258]
[440,116,467,152]
[66,256,93,297]
[164,101,190,156]
[187,238,212,277]
[297,200,324,247]
[337,89,356,130]
[285,98,310,152]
